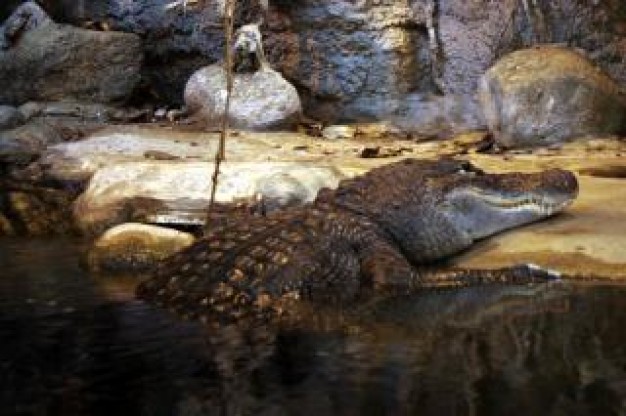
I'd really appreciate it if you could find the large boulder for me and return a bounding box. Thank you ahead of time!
[0,3,143,105]
[479,46,626,148]
[40,125,284,182]
[184,64,301,130]
[73,161,344,235]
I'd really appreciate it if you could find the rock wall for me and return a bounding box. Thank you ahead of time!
[31,0,626,121]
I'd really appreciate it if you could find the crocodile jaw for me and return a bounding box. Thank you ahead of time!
[444,185,577,240]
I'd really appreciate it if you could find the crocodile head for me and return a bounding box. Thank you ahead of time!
[438,161,578,239]
[324,159,578,263]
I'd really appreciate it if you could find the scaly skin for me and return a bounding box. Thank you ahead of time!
[137,159,578,325]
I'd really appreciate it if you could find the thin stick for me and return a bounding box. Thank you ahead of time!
[425,0,445,93]
[207,0,236,226]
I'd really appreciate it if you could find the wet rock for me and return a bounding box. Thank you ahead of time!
[73,161,344,235]
[0,3,142,105]
[184,64,301,130]
[479,46,626,148]
[0,105,24,130]
[87,223,195,273]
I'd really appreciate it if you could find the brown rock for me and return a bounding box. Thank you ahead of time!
[87,223,196,273]
[479,46,626,148]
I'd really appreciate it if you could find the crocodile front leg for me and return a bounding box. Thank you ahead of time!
[355,241,561,294]
[413,264,562,288]
[357,239,418,294]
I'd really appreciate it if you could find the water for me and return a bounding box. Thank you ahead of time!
[0,238,625,416]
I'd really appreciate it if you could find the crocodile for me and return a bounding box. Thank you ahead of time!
[136,158,578,324]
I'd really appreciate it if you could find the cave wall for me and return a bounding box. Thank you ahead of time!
[14,0,625,122]
[0,0,23,21]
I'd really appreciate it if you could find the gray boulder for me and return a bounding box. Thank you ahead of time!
[479,45,626,148]
[0,3,143,105]
[184,65,301,130]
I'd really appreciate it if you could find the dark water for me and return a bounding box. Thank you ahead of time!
[0,239,625,416]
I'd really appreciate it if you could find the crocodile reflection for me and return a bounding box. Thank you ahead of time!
[1,243,624,416]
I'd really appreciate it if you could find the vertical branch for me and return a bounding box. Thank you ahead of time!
[425,0,445,93]
[219,0,235,162]
[207,0,236,226]
[520,0,536,43]
[530,0,548,43]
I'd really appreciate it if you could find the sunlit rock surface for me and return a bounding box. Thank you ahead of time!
[0,3,142,105]
[479,46,626,148]
[87,222,195,273]
[41,126,275,182]
[185,65,301,130]
[40,124,432,183]
[73,160,344,234]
